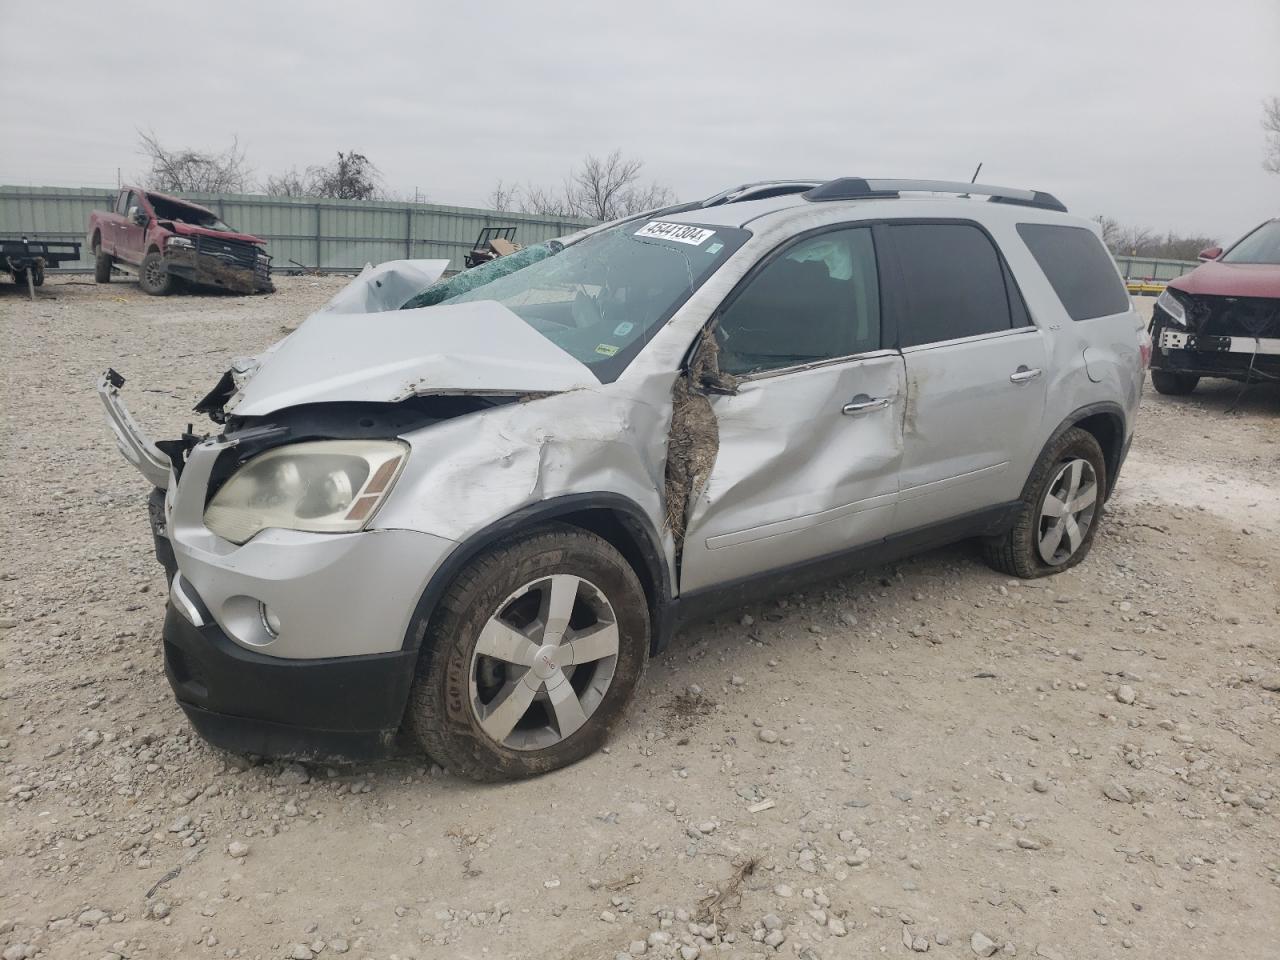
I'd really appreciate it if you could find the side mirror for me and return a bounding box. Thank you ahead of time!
[1197,246,1222,262]
[129,206,148,226]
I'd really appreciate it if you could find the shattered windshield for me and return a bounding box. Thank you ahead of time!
[401,220,748,382]
[1221,220,1280,264]
[148,195,232,232]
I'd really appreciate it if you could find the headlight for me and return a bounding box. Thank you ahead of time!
[1155,289,1187,327]
[167,236,194,249]
[204,440,408,544]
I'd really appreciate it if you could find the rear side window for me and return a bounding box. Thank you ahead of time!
[1017,223,1129,320]
[890,223,1014,347]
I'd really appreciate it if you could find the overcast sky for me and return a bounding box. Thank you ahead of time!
[3,0,1277,241]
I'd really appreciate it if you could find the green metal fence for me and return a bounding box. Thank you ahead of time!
[1111,255,1199,283]
[0,186,594,274]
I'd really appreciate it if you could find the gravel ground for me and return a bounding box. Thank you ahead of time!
[2,276,1278,960]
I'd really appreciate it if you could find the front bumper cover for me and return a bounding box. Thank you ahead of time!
[163,599,414,760]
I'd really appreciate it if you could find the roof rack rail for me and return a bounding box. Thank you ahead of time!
[803,178,1068,213]
[700,180,823,207]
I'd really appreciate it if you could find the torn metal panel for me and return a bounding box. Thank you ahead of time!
[97,369,173,489]
[663,329,736,549]
[678,352,907,594]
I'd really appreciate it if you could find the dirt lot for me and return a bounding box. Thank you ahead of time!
[2,276,1277,960]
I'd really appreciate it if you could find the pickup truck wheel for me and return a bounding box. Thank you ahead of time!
[138,251,173,296]
[94,251,113,283]
[406,524,649,781]
[982,427,1107,579]
[1150,370,1199,396]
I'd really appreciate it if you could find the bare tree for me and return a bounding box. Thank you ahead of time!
[306,151,382,200]
[1264,95,1280,174]
[487,179,520,211]
[1094,214,1217,259]
[1092,215,1121,250]
[519,180,576,217]
[137,130,251,193]
[516,151,675,221]
[263,167,309,197]
[566,150,675,220]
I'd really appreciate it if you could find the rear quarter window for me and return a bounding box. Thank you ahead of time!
[1017,223,1129,321]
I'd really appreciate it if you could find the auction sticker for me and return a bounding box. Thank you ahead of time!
[635,221,715,246]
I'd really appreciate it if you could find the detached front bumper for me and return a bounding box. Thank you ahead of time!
[1152,327,1280,381]
[165,248,274,294]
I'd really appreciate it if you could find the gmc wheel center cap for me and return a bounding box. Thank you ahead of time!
[532,644,562,682]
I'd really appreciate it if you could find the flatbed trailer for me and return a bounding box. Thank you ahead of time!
[2,237,82,298]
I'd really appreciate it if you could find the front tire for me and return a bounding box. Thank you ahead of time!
[93,239,113,283]
[983,427,1107,579]
[407,524,649,781]
[138,251,173,295]
[1151,370,1199,395]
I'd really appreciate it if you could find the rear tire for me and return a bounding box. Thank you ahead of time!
[407,524,649,781]
[94,250,113,284]
[138,251,173,296]
[983,427,1107,579]
[1151,370,1199,395]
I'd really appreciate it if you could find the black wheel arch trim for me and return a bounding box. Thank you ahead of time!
[399,492,675,658]
[1038,401,1128,500]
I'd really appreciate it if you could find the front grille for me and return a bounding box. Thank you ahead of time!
[1186,294,1280,339]
[194,235,262,271]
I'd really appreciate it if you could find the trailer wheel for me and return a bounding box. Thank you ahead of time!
[138,252,173,296]
[94,250,113,284]
[31,262,44,287]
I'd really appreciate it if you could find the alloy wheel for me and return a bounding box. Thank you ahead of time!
[469,574,619,751]
[1036,458,1099,566]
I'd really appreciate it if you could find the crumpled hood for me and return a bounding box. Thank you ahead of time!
[1169,260,1280,299]
[230,260,598,417]
[167,221,267,246]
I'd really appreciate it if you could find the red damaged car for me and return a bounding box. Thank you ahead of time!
[1148,217,1280,394]
[87,187,273,296]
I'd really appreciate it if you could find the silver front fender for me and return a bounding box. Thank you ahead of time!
[96,370,172,489]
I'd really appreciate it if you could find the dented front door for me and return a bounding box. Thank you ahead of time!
[679,353,906,593]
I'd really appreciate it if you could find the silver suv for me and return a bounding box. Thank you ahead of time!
[100,178,1148,780]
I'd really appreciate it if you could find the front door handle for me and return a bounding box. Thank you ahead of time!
[1009,366,1042,384]
[842,395,891,415]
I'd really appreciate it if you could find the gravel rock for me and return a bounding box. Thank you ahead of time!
[972,932,998,957]
[227,840,250,858]
[1116,684,1136,705]
[1102,782,1134,804]
[758,729,779,744]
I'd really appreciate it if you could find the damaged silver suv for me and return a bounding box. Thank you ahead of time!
[99,178,1148,780]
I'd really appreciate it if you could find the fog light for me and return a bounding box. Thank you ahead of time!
[259,602,282,638]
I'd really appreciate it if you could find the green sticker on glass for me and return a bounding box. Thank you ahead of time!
[595,343,620,357]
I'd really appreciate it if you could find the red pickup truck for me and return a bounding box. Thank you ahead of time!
[87,187,273,296]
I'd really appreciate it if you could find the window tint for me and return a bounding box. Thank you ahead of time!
[716,227,880,375]
[1017,223,1129,320]
[114,192,129,215]
[890,223,1013,347]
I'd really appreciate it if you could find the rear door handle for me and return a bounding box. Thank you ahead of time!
[1009,366,1042,384]
[842,395,891,415]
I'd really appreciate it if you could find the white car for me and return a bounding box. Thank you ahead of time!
[100,177,1148,780]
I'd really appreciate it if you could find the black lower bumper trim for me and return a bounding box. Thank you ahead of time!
[163,602,416,761]
[179,703,399,761]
